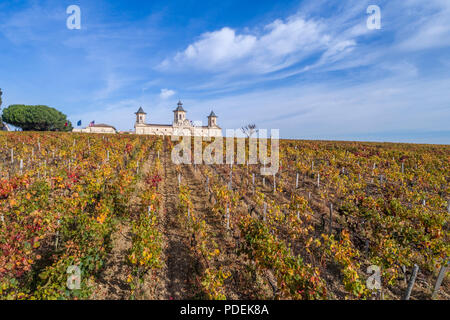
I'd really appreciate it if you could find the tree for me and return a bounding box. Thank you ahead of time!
[0,88,5,130]
[241,124,257,138]
[1,104,73,131]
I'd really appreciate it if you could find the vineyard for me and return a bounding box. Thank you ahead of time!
[0,132,448,300]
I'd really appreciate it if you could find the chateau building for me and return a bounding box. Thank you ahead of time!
[73,124,117,134]
[134,101,222,137]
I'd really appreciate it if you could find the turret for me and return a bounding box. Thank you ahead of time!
[173,101,187,124]
[135,107,146,124]
[208,111,218,127]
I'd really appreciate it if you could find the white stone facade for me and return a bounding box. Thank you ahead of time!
[134,102,222,137]
[73,124,116,134]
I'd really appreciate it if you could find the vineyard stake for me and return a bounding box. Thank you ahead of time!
[263,177,265,188]
[447,200,450,213]
[296,172,299,189]
[252,173,255,194]
[10,148,13,164]
[317,173,320,188]
[403,264,419,300]
[263,203,267,222]
[432,259,448,299]
[206,176,209,193]
[401,162,404,174]
[329,203,333,235]
[55,219,61,251]
[226,204,230,230]
[273,174,276,194]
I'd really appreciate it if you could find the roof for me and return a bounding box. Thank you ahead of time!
[208,111,217,117]
[140,124,173,127]
[135,107,146,114]
[91,124,117,130]
[173,100,186,112]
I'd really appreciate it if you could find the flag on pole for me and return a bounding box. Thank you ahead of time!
[89,121,95,127]
[77,120,82,126]
[65,122,68,127]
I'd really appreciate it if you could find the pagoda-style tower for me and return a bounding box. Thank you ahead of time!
[208,111,218,127]
[173,100,187,125]
[135,107,147,124]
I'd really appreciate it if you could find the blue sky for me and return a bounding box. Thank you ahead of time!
[0,0,449,144]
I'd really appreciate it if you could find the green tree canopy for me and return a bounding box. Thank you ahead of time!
[1,105,73,131]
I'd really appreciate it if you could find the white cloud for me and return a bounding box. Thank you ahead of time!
[161,15,334,75]
[159,88,176,99]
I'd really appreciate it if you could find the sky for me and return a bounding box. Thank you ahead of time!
[0,0,449,144]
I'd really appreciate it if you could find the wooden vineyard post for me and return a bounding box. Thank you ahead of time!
[263,203,267,222]
[432,259,448,299]
[136,160,139,175]
[55,219,61,251]
[263,176,265,188]
[401,162,404,174]
[329,203,333,235]
[308,192,311,201]
[19,159,23,175]
[364,239,370,257]
[226,204,230,230]
[273,174,276,194]
[317,173,320,188]
[252,173,255,194]
[178,173,181,186]
[447,200,450,213]
[10,148,13,164]
[205,176,209,193]
[296,172,299,189]
[403,264,419,300]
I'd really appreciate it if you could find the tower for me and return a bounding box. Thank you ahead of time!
[135,107,146,124]
[208,111,218,127]
[173,101,187,125]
